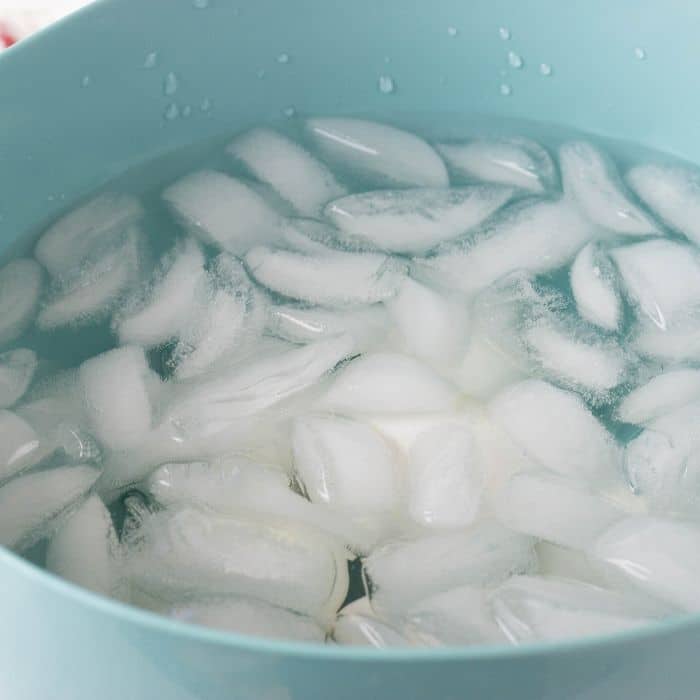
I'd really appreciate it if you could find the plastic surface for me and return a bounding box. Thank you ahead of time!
[0,1,699,697]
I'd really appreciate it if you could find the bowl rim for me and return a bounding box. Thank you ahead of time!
[3,0,700,663]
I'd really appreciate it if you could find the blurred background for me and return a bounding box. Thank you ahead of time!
[0,1,92,49]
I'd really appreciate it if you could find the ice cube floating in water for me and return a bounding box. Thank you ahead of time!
[3,116,700,647]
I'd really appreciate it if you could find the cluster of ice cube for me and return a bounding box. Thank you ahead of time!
[3,117,700,648]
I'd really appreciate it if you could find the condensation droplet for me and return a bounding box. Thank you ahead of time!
[277,53,290,64]
[635,47,647,60]
[378,75,395,94]
[508,51,523,69]
[384,56,391,64]
[164,103,180,120]
[447,26,458,37]
[193,0,209,8]
[200,97,212,112]
[182,104,192,118]
[500,83,512,96]
[80,75,91,88]
[164,72,178,96]
[539,63,552,76]
[499,27,511,40]
[144,51,158,69]
[257,68,266,79]
[283,106,296,118]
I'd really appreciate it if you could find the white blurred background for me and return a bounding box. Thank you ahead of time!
[0,1,93,49]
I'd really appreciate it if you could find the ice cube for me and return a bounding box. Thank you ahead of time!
[591,515,700,610]
[267,303,388,353]
[611,239,700,329]
[114,238,207,347]
[616,369,700,425]
[306,117,448,188]
[15,389,99,465]
[366,403,534,510]
[144,336,354,470]
[34,192,144,278]
[147,457,388,554]
[227,127,346,217]
[490,575,661,643]
[523,321,628,396]
[570,243,622,331]
[489,380,620,483]
[406,422,483,529]
[623,429,687,512]
[167,335,352,432]
[451,332,526,400]
[559,141,657,235]
[170,254,266,379]
[0,409,42,482]
[279,218,343,255]
[125,506,350,622]
[494,470,623,550]
[292,415,400,513]
[324,186,513,254]
[0,349,37,408]
[634,318,700,362]
[318,352,460,414]
[419,199,596,296]
[37,227,145,329]
[0,464,99,549]
[245,246,406,307]
[386,278,470,364]
[170,596,326,641]
[148,457,289,509]
[79,346,158,451]
[0,258,44,345]
[402,585,505,646]
[333,606,411,647]
[364,521,536,616]
[163,170,285,255]
[437,138,556,193]
[536,542,612,588]
[45,494,118,596]
[623,400,700,514]
[627,163,700,246]
[367,411,466,455]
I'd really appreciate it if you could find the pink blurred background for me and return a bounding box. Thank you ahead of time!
[0,1,93,49]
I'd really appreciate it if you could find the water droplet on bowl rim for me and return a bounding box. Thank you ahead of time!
[539,63,552,76]
[499,26,511,40]
[164,72,178,96]
[500,83,512,96]
[164,103,180,120]
[144,51,158,69]
[447,26,458,37]
[378,75,395,94]
[80,75,91,88]
[283,106,296,117]
[277,53,290,64]
[635,47,647,60]
[508,51,523,69]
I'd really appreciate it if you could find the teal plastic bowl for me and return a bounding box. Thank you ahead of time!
[1,1,699,698]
